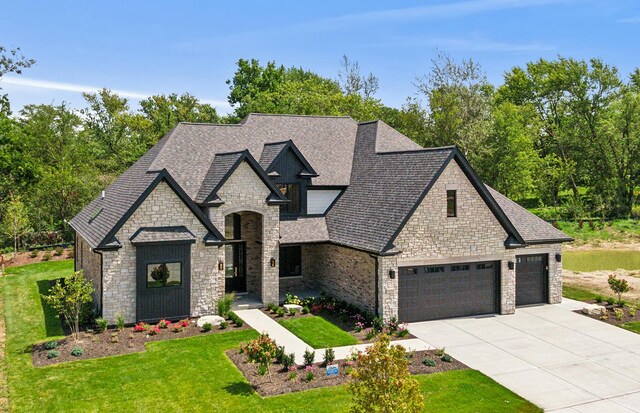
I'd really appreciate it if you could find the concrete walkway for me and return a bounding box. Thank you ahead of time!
[409,299,640,412]
[234,309,431,365]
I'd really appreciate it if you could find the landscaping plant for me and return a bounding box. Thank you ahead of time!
[115,313,125,331]
[47,350,60,359]
[606,297,616,306]
[282,352,296,371]
[348,334,424,413]
[29,250,38,258]
[132,322,149,332]
[70,346,84,357]
[41,270,94,342]
[422,357,436,367]
[303,349,315,366]
[275,345,286,364]
[284,292,302,305]
[276,307,286,317]
[216,292,235,318]
[147,325,160,336]
[614,307,625,321]
[441,353,453,363]
[157,319,171,329]
[304,365,315,382]
[219,321,229,330]
[44,340,58,350]
[42,251,52,261]
[323,347,335,366]
[241,333,277,380]
[54,246,64,256]
[288,307,296,316]
[96,317,108,333]
[608,274,632,306]
[628,304,637,317]
[202,322,213,332]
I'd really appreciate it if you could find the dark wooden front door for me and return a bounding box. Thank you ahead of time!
[398,261,500,322]
[225,242,246,293]
[136,243,191,322]
[516,254,548,306]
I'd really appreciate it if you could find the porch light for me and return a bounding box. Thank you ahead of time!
[389,269,396,279]
[218,261,224,271]
[508,261,515,270]
[555,254,562,263]
[270,258,276,267]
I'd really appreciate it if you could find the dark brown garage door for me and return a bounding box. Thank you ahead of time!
[398,261,500,322]
[516,254,548,306]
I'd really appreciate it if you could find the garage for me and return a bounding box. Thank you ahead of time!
[515,254,548,306]
[398,261,500,322]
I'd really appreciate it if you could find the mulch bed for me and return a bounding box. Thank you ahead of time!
[1,248,73,269]
[575,302,640,327]
[260,308,416,343]
[32,319,249,367]
[227,348,468,397]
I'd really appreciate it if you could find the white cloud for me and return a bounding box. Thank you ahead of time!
[1,76,230,108]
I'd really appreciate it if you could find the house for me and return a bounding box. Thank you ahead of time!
[70,114,572,324]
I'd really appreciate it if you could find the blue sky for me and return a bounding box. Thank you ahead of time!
[2,0,640,115]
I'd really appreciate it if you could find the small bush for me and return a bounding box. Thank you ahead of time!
[54,246,64,256]
[132,322,149,332]
[365,329,376,340]
[257,364,268,376]
[422,357,436,367]
[44,340,58,350]
[157,319,171,329]
[70,346,84,357]
[282,352,296,370]
[219,321,229,330]
[288,371,297,381]
[67,248,75,259]
[434,347,446,357]
[228,311,244,327]
[627,305,637,317]
[372,316,384,333]
[216,292,235,318]
[147,325,160,336]
[606,297,616,306]
[96,317,108,333]
[172,325,185,333]
[110,332,119,343]
[302,306,310,314]
[202,322,213,332]
[608,274,632,306]
[303,349,315,366]
[614,307,625,321]
[441,353,453,363]
[324,347,335,365]
[305,365,315,382]
[29,250,39,258]
[266,303,276,312]
[595,295,603,303]
[115,313,125,331]
[47,350,60,359]
[288,307,297,316]
[276,307,286,317]
[41,251,52,261]
[275,345,286,364]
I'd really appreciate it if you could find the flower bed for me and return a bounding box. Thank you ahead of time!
[576,302,640,328]
[32,316,249,366]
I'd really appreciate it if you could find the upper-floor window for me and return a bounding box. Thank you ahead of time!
[278,183,301,214]
[447,190,457,217]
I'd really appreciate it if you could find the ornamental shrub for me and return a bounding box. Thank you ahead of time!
[70,346,84,357]
[323,347,335,366]
[147,325,160,336]
[441,353,453,363]
[44,340,58,350]
[275,345,286,364]
[282,352,296,370]
[348,334,423,413]
[302,306,310,315]
[42,251,52,261]
[241,333,277,380]
[29,250,38,258]
[115,313,125,331]
[303,349,315,366]
[54,246,64,256]
[157,319,171,329]
[47,350,60,359]
[608,274,632,306]
[95,317,108,333]
[216,292,235,318]
[219,321,229,330]
[276,307,286,317]
[305,365,315,382]
[422,357,436,367]
[132,322,149,332]
[41,271,94,342]
[202,322,213,332]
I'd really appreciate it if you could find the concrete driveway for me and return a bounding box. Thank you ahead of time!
[409,299,640,412]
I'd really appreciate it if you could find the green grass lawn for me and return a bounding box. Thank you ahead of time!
[2,260,541,412]
[554,219,640,245]
[562,285,601,303]
[621,322,640,334]
[277,315,359,348]
[563,250,640,272]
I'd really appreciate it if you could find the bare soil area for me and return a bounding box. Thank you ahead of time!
[565,241,640,251]
[564,269,640,303]
[227,348,467,397]
[1,248,73,269]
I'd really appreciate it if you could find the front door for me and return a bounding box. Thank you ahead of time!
[225,242,246,293]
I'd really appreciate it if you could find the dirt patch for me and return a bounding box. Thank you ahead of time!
[565,242,640,251]
[564,269,640,303]
[260,308,415,343]
[1,248,73,269]
[227,348,467,397]
[32,319,249,367]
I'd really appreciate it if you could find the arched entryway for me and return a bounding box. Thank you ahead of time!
[224,211,263,299]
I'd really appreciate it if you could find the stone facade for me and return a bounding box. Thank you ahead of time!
[208,161,281,304]
[76,233,102,311]
[239,211,263,297]
[99,181,217,323]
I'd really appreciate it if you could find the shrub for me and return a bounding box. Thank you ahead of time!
[228,311,244,327]
[132,322,149,332]
[628,305,637,317]
[42,251,52,261]
[202,322,213,332]
[276,307,286,317]
[147,325,160,336]
[305,365,315,382]
[266,302,276,312]
[288,371,297,381]
[41,271,94,342]
[422,357,436,367]
[216,292,235,318]
[172,325,185,333]
[282,352,296,370]
[284,292,303,305]
[219,321,229,330]
[303,349,315,366]
[614,307,625,321]
[275,345,286,364]
[67,248,75,259]
[324,347,335,365]
[396,323,409,338]
[365,328,376,341]
[96,317,108,333]
[54,246,64,256]
[348,335,423,413]
[302,306,310,315]
[354,321,365,333]
[608,274,632,306]
[44,340,58,350]
[157,319,171,329]
[116,313,125,331]
[434,347,446,357]
[288,307,297,316]
[47,350,60,359]
[606,297,616,306]
[70,346,84,357]
[241,333,277,379]
[110,332,119,343]
[29,250,38,258]
[386,316,399,333]
[372,316,384,333]
[441,353,453,363]
[595,295,603,303]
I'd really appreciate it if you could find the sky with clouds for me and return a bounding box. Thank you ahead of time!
[2,0,639,114]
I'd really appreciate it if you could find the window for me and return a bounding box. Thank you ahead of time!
[447,190,457,217]
[451,264,469,272]
[147,262,182,288]
[476,263,494,270]
[277,183,301,214]
[425,266,445,273]
[279,246,301,277]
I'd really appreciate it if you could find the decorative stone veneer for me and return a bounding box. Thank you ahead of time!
[76,234,102,311]
[100,181,217,323]
[239,211,263,297]
[208,161,280,304]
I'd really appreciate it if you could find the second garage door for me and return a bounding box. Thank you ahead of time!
[398,261,500,322]
[515,254,548,306]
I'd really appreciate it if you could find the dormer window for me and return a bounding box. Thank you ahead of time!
[278,183,301,214]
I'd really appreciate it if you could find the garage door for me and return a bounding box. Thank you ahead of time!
[398,261,500,322]
[516,254,548,306]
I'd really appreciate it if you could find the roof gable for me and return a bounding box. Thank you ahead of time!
[259,140,318,178]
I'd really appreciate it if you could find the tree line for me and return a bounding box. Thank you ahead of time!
[1,47,640,252]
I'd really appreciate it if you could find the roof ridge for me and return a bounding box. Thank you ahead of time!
[247,113,354,119]
[376,146,457,155]
[177,122,243,126]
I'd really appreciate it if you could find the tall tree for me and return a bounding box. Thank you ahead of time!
[0,46,35,115]
[338,55,379,98]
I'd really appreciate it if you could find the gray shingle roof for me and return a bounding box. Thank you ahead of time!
[195,152,244,204]
[280,217,329,244]
[487,187,572,243]
[130,226,196,244]
[259,142,288,170]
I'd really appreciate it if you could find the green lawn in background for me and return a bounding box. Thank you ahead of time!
[278,315,358,348]
[2,260,541,412]
[562,285,601,303]
[563,250,640,272]
[621,322,640,334]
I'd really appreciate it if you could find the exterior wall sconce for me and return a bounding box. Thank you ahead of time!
[218,261,224,271]
[555,254,562,263]
[508,261,515,270]
[270,258,276,267]
[389,269,396,279]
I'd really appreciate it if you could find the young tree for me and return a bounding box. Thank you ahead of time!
[348,334,423,413]
[2,194,31,258]
[42,271,94,341]
[608,274,632,307]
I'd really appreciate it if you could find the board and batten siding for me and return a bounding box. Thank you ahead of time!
[307,189,341,214]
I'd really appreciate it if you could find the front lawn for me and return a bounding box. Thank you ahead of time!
[278,316,359,348]
[563,285,601,303]
[2,260,541,412]
[621,321,640,334]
